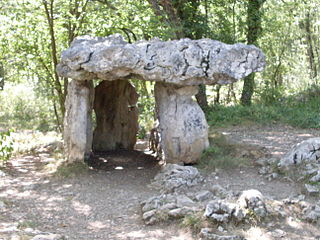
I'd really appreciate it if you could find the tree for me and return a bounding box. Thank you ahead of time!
[240,0,266,106]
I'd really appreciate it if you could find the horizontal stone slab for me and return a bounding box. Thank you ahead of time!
[57,34,265,85]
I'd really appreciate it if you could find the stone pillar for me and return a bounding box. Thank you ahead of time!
[92,80,139,151]
[64,80,94,163]
[155,82,209,164]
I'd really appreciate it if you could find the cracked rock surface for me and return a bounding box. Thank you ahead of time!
[57,34,265,85]
[279,138,320,194]
[151,164,204,193]
[280,138,320,166]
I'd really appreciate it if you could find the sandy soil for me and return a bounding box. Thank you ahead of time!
[0,124,319,240]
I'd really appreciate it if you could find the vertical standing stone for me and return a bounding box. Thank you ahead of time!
[64,80,94,163]
[92,80,139,151]
[155,82,209,164]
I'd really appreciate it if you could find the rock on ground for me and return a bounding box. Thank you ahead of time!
[152,164,204,193]
[280,137,320,166]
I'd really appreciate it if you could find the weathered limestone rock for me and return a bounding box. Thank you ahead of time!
[152,164,203,193]
[155,83,209,163]
[200,228,245,240]
[237,189,267,217]
[92,79,139,151]
[303,203,320,222]
[58,34,266,164]
[280,138,320,167]
[57,34,265,85]
[204,200,239,222]
[141,193,198,225]
[64,80,94,163]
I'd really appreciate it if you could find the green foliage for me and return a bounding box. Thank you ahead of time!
[206,86,320,129]
[131,80,156,138]
[1,0,320,133]
[0,129,14,165]
[180,212,205,232]
[0,83,56,131]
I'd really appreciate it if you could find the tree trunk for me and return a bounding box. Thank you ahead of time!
[195,84,208,110]
[214,85,221,105]
[241,73,255,106]
[304,12,317,80]
[240,0,266,106]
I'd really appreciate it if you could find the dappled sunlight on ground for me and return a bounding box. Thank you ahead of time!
[1,126,320,239]
[243,227,271,240]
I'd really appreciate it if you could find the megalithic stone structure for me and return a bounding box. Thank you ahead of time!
[57,34,265,164]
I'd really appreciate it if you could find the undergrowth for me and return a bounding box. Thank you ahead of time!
[206,89,320,129]
[54,161,89,178]
[180,212,206,232]
[197,132,250,171]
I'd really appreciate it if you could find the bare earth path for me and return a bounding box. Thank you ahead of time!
[1,124,320,240]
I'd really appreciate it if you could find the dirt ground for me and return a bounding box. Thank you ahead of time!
[0,124,320,240]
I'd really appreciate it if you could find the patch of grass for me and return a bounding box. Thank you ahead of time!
[154,210,170,223]
[18,220,37,229]
[197,132,250,171]
[54,161,89,178]
[206,93,320,129]
[180,212,206,232]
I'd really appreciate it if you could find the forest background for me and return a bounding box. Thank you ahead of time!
[0,0,319,137]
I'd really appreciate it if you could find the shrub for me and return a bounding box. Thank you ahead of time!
[0,129,14,166]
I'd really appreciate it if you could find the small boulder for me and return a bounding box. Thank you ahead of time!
[280,138,320,167]
[204,200,237,223]
[195,190,213,202]
[200,228,245,240]
[303,204,320,222]
[304,184,320,195]
[176,195,195,207]
[152,164,203,193]
[237,189,267,217]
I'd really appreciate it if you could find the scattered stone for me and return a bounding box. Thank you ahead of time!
[210,185,232,199]
[310,171,320,182]
[304,184,320,195]
[176,195,194,207]
[200,228,245,240]
[303,204,320,222]
[0,222,19,233]
[217,226,224,232]
[0,169,6,177]
[142,209,158,225]
[237,189,267,217]
[141,193,198,224]
[31,234,64,240]
[280,138,320,167]
[10,234,21,240]
[141,194,176,213]
[152,164,203,193]
[195,190,213,202]
[258,166,271,175]
[168,207,195,218]
[283,194,305,204]
[270,229,286,238]
[0,200,6,210]
[204,200,237,223]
